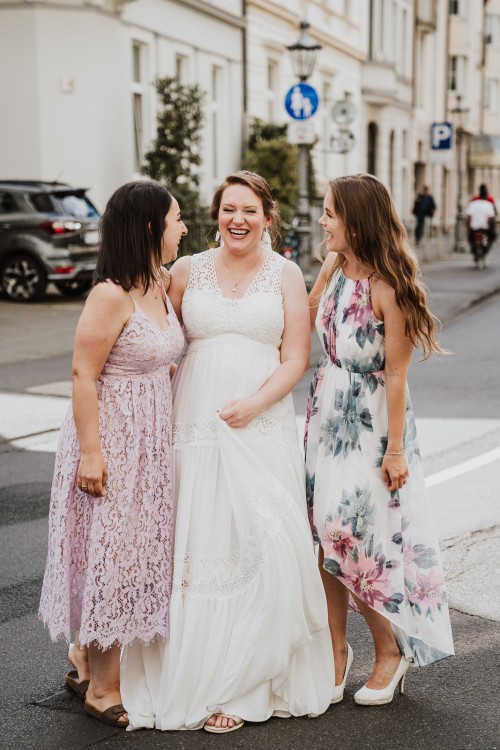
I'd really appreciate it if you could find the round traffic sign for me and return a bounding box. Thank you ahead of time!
[285,83,319,121]
[331,99,357,125]
[330,128,355,154]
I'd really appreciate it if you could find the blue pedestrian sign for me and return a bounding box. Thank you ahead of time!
[430,122,453,163]
[285,83,319,120]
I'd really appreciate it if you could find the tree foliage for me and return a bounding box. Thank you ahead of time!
[242,119,317,225]
[242,120,297,224]
[142,77,207,230]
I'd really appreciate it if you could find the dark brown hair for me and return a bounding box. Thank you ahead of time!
[210,170,280,241]
[94,180,172,291]
[326,173,441,358]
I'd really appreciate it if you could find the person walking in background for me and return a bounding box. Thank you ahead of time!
[39,181,186,729]
[121,171,334,733]
[412,185,436,245]
[306,173,454,708]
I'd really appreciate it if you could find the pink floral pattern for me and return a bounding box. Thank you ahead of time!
[39,299,184,649]
[344,550,394,608]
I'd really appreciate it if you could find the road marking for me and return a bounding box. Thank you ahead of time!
[425,446,500,488]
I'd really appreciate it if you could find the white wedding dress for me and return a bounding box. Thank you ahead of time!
[121,248,334,730]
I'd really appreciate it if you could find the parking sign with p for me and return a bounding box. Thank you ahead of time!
[430,122,453,163]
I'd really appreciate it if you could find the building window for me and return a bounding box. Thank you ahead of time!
[484,78,499,113]
[448,55,467,93]
[389,130,395,191]
[367,122,378,175]
[176,54,188,84]
[401,8,408,75]
[131,41,147,173]
[265,59,279,122]
[211,65,223,181]
[449,0,467,17]
[402,129,407,159]
[486,14,500,47]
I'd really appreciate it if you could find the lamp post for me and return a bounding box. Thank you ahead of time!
[451,94,469,253]
[286,20,321,278]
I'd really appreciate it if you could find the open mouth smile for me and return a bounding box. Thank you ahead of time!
[228,228,250,238]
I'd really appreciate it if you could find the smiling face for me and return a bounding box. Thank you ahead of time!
[161,196,187,264]
[218,184,270,255]
[318,190,350,256]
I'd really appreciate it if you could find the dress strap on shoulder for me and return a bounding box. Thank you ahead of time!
[186,248,218,293]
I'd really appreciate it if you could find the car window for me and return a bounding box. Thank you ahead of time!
[0,191,19,214]
[56,194,99,218]
[29,193,55,213]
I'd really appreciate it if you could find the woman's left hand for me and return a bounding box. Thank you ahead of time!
[382,454,409,491]
[218,396,262,429]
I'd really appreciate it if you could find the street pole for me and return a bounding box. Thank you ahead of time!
[286,20,321,284]
[296,141,311,278]
[452,95,468,253]
[454,124,462,253]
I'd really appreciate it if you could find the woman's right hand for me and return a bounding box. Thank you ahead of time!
[77,453,108,497]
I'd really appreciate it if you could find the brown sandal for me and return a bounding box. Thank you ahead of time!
[85,700,129,728]
[65,670,90,701]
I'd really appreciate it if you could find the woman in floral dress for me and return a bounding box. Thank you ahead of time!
[305,174,454,707]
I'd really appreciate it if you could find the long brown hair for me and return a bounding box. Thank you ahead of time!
[210,170,281,242]
[327,173,441,358]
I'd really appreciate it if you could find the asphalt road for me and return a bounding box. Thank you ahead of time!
[1,251,500,750]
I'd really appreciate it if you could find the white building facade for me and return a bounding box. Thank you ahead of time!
[245,0,368,196]
[0,0,244,210]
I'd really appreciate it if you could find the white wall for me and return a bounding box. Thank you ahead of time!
[0,0,244,211]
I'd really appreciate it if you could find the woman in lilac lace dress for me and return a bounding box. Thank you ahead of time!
[306,174,454,707]
[39,181,186,728]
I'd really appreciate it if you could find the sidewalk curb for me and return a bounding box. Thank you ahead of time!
[440,283,500,325]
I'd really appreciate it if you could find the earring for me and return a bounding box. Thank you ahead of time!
[215,230,224,248]
[260,229,272,252]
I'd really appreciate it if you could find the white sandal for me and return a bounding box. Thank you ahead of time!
[204,713,244,734]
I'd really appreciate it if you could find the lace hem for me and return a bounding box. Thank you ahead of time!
[173,415,300,449]
[172,483,292,599]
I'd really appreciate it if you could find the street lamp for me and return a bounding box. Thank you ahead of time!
[451,94,469,253]
[286,20,321,279]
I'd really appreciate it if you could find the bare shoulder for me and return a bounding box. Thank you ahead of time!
[323,252,337,275]
[370,275,397,319]
[86,280,130,310]
[169,255,192,283]
[281,256,305,283]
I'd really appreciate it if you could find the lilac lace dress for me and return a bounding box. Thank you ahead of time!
[39,291,184,649]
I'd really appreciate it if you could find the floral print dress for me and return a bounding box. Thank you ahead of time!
[305,269,454,667]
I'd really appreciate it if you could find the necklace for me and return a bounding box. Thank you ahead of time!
[220,249,262,294]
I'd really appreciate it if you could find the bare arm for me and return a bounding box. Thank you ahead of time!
[72,282,132,497]
[372,278,414,491]
[168,256,191,324]
[308,253,337,330]
[219,261,310,428]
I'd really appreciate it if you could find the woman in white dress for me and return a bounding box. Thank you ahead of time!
[121,171,334,732]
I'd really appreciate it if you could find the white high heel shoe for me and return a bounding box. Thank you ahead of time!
[354,656,411,706]
[331,642,353,704]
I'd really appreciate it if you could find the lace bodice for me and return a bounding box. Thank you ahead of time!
[182,248,285,349]
[101,298,184,380]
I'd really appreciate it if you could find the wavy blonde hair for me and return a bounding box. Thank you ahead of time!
[326,173,442,358]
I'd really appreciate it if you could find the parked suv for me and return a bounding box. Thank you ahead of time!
[0,180,100,301]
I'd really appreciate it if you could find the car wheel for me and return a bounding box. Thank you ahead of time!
[55,279,92,297]
[0,253,47,301]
